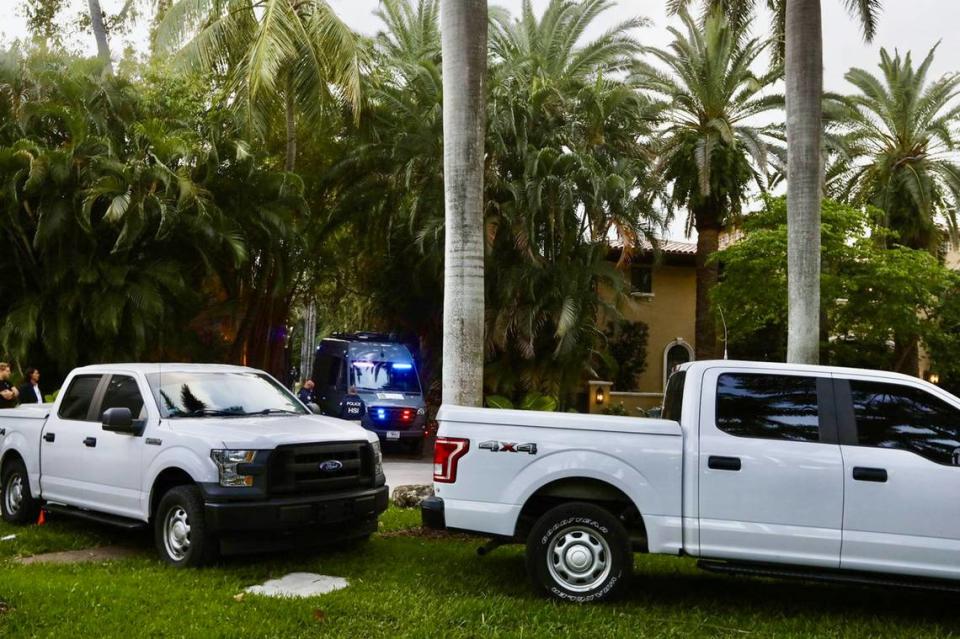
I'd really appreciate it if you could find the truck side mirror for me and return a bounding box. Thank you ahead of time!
[102,407,140,435]
[307,402,322,414]
[340,396,365,420]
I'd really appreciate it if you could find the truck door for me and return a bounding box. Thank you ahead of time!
[39,374,105,506]
[72,374,146,518]
[835,376,960,580]
[697,367,844,568]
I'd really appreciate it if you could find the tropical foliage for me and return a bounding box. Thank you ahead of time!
[713,197,960,371]
[4,0,960,407]
[0,48,305,379]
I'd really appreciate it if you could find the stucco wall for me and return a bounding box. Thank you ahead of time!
[618,264,697,395]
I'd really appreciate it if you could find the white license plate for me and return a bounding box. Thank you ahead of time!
[386,431,401,441]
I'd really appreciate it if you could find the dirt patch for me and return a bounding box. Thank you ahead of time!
[15,546,143,565]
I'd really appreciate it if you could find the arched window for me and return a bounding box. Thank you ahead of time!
[663,340,694,390]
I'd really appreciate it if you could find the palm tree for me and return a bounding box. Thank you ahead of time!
[156,0,361,171]
[834,46,960,250]
[669,0,882,364]
[87,0,114,74]
[832,46,960,373]
[440,0,487,407]
[634,8,781,360]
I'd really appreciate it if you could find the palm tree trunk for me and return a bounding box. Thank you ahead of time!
[285,76,296,172]
[87,0,114,74]
[694,206,721,360]
[440,0,488,407]
[785,0,822,364]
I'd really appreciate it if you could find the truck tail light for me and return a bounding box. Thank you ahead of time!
[433,437,469,483]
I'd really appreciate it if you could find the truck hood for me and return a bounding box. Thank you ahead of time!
[162,414,375,449]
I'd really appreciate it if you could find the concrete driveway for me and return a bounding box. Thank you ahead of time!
[383,460,432,487]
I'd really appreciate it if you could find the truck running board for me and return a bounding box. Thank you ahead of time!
[697,559,960,594]
[42,504,145,530]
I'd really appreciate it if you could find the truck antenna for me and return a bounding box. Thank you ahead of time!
[718,305,729,360]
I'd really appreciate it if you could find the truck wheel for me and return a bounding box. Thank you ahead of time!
[526,502,632,603]
[154,485,218,567]
[1,457,40,525]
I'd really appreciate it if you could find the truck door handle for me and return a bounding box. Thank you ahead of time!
[708,456,742,471]
[83,437,97,448]
[0,428,5,436]
[43,432,55,443]
[853,467,887,483]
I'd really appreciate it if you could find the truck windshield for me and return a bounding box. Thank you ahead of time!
[146,372,308,418]
[349,361,420,393]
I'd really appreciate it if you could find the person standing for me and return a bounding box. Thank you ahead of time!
[17,367,43,404]
[298,379,316,405]
[0,363,19,408]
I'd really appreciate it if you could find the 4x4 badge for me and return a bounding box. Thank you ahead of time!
[479,440,537,455]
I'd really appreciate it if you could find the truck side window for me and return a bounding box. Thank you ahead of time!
[662,371,686,421]
[101,375,145,419]
[850,380,960,466]
[58,375,103,421]
[716,373,820,443]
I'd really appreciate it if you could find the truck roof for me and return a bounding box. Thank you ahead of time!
[69,363,260,375]
[679,359,926,385]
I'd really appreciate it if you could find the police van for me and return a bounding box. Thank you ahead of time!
[312,333,428,454]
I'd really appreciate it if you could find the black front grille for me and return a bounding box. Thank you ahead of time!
[268,441,373,495]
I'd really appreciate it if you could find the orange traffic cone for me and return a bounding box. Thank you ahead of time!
[36,509,46,526]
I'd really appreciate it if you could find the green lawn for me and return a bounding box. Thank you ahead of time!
[1,509,958,638]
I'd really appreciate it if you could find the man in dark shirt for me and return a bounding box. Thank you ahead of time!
[0,363,19,408]
[297,379,316,405]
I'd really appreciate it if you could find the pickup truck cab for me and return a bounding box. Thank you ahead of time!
[422,360,960,601]
[0,363,388,566]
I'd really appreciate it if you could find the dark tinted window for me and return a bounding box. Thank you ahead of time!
[850,380,960,466]
[631,266,652,294]
[716,373,821,442]
[663,371,686,421]
[101,375,145,419]
[58,375,102,421]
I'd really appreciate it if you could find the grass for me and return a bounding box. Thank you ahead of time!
[1,508,959,638]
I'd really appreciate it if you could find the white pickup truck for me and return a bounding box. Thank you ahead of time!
[422,360,960,601]
[0,363,388,566]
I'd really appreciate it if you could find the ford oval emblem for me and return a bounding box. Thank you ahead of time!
[319,460,343,473]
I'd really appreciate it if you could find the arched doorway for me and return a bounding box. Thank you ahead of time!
[663,339,694,390]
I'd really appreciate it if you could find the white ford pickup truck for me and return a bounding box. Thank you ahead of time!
[0,363,388,566]
[422,360,960,601]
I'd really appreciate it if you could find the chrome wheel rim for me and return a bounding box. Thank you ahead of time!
[4,473,24,515]
[163,506,191,561]
[546,525,612,592]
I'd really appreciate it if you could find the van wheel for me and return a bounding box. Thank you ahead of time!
[526,502,632,603]
[154,485,218,567]
[1,458,40,524]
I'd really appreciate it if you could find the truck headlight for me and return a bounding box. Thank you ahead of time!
[371,439,384,478]
[211,450,257,487]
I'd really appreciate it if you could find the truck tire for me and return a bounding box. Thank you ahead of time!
[526,502,632,603]
[154,485,218,567]
[1,457,40,525]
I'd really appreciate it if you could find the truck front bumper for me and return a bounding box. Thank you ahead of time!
[421,495,445,530]
[203,485,389,534]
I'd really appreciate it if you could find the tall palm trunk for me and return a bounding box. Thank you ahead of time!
[785,0,822,364]
[87,0,114,74]
[693,205,721,360]
[440,0,488,407]
[284,76,297,172]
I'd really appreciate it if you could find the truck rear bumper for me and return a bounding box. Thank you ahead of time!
[203,485,389,534]
[421,495,445,530]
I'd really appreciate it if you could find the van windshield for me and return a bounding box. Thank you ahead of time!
[146,372,308,418]
[349,361,420,393]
